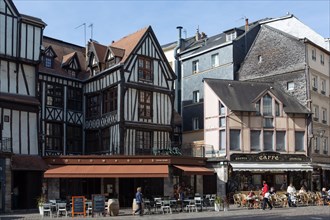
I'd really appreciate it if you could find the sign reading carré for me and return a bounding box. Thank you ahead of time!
[230,152,310,162]
[72,196,85,217]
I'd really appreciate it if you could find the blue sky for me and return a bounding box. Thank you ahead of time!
[14,0,330,47]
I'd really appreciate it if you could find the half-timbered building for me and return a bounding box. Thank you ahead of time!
[40,27,214,207]
[0,0,46,212]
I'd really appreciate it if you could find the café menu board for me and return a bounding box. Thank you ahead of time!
[92,194,105,214]
[72,196,85,217]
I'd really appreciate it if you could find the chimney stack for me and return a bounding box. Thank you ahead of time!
[245,18,249,32]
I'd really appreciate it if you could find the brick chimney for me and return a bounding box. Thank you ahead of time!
[245,18,249,32]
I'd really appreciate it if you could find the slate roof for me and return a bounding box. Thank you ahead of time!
[204,78,310,114]
[40,36,88,80]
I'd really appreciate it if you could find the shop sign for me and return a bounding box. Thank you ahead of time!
[230,152,310,162]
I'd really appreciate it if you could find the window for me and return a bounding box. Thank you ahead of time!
[320,53,324,65]
[219,117,226,127]
[219,102,225,115]
[314,137,320,153]
[136,130,153,155]
[139,90,152,119]
[101,127,110,153]
[255,101,260,115]
[211,53,219,67]
[312,49,316,61]
[295,131,305,151]
[85,130,99,154]
[193,90,199,103]
[193,117,199,130]
[322,108,327,123]
[251,130,261,151]
[44,56,54,68]
[230,129,240,150]
[275,101,280,116]
[45,122,63,152]
[66,125,82,154]
[323,138,328,154]
[312,75,318,90]
[276,131,286,151]
[192,60,199,73]
[67,87,82,111]
[263,118,273,128]
[313,105,319,121]
[258,55,262,64]
[263,94,272,116]
[46,84,63,107]
[263,131,273,151]
[138,57,153,82]
[103,87,118,113]
[86,94,100,118]
[226,32,237,41]
[287,82,294,91]
[219,130,226,150]
[321,79,326,94]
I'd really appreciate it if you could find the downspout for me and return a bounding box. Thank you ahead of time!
[174,26,182,115]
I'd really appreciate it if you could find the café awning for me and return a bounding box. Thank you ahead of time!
[230,162,313,172]
[174,165,214,175]
[44,165,169,178]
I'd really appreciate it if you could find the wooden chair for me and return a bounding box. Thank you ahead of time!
[233,193,241,207]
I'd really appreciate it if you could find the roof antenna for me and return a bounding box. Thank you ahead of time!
[88,23,94,40]
[75,23,86,45]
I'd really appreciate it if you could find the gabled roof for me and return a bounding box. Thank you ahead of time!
[104,46,125,62]
[110,27,149,63]
[90,41,107,64]
[204,78,310,114]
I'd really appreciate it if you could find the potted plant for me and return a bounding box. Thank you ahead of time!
[36,195,46,215]
[223,195,230,212]
[214,196,222,212]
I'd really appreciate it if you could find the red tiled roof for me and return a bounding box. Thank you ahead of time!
[111,27,149,63]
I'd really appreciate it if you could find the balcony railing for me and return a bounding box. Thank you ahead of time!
[0,137,12,153]
[45,141,216,158]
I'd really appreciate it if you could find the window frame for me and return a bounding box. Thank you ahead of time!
[295,131,305,152]
[230,129,241,151]
[45,122,63,152]
[192,90,200,103]
[192,117,199,130]
[192,60,199,73]
[138,56,153,82]
[103,87,118,114]
[138,90,153,119]
[46,83,64,108]
[136,130,153,155]
[86,94,101,118]
[67,87,82,111]
[211,53,219,67]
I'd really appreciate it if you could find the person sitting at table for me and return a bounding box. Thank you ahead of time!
[298,186,306,194]
[247,190,255,208]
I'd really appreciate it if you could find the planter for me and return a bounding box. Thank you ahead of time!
[39,206,43,215]
[214,203,221,212]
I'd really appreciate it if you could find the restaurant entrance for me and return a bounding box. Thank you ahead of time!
[119,178,164,207]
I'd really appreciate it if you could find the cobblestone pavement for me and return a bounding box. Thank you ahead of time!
[0,205,329,220]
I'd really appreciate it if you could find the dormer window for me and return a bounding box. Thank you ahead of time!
[43,46,57,69]
[226,31,236,41]
[62,52,81,78]
[255,93,282,128]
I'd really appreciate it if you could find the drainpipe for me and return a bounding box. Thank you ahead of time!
[174,26,183,115]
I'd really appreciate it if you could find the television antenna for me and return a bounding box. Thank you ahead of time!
[75,23,86,45]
